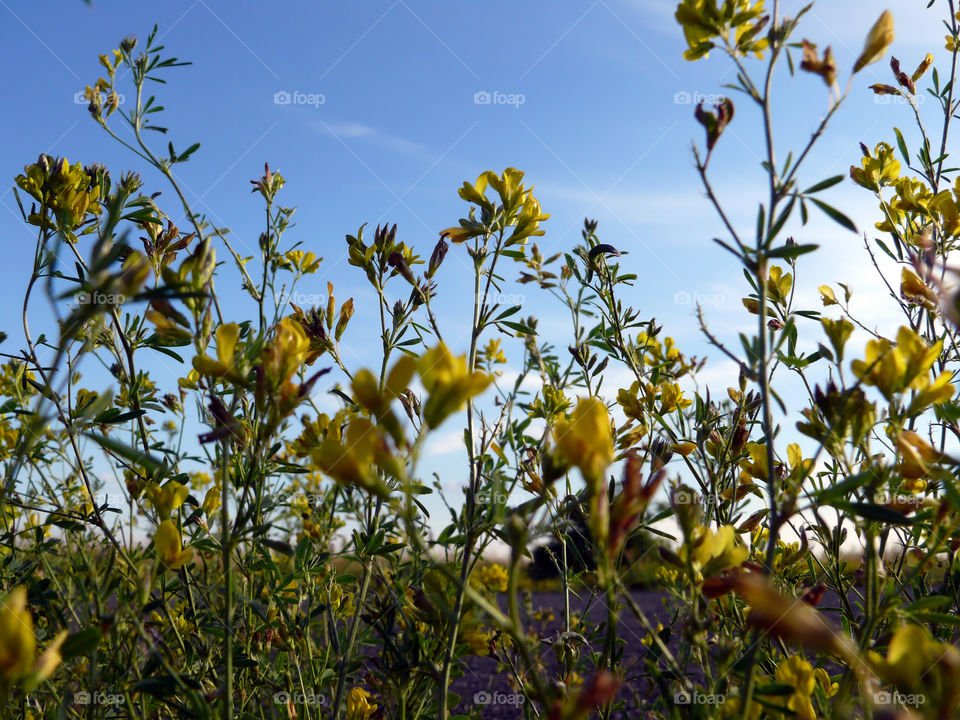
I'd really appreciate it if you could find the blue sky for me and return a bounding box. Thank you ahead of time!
[0,1,948,536]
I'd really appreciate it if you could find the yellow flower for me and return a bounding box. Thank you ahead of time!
[814,668,838,698]
[854,10,895,73]
[202,486,221,518]
[740,442,770,481]
[280,249,322,274]
[328,585,355,617]
[553,397,614,482]
[908,370,955,414]
[345,687,378,720]
[774,656,817,720]
[658,382,693,413]
[15,156,102,233]
[851,326,940,399]
[462,629,492,656]
[0,587,67,687]
[616,382,648,422]
[261,317,310,387]
[154,520,194,570]
[178,368,200,390]
[684,525,748,574]
[675,0,768,61]
[310,412,393,499]
[895,430,941,479]
[869,621,960,707]
[193,323,242,379]
[474,564,509,594]
[417,343,493,429]
[900,267,939,310]
[641,623,664,647]
[818,285,839,306]
[351,354,417,445]
[146,481,189,519]
[481,338,507,366]
[0,587,35,680]
[766,265,792,303]
[850,142,900,192]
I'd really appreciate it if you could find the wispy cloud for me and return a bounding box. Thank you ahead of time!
[312,119,429,157]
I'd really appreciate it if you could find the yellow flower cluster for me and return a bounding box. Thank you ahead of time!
[553,397,614,483]
[674,0,769,61]
[473,563,509,594]
[851,327,954,411]
[0,587,67,688]
[418,343,493,429]
[15,155,102,234]
[680,524,748,576]
[441,168,549,248]
[773,656,838,720]
[345,687,378,720]
[279,249,322,275]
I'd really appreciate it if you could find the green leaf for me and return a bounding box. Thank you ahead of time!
[815,470,877,503]
[913,611,960,627]
[905,595,952,612]
[835,502,913,525]
[60,628,103,659]
[501,321,536,336]
[82,431,164,474]
[261,539,294,556]
[767,243,818,259]
[894,127,910,164]
[810,198,857,233]
[803,175,845,194]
